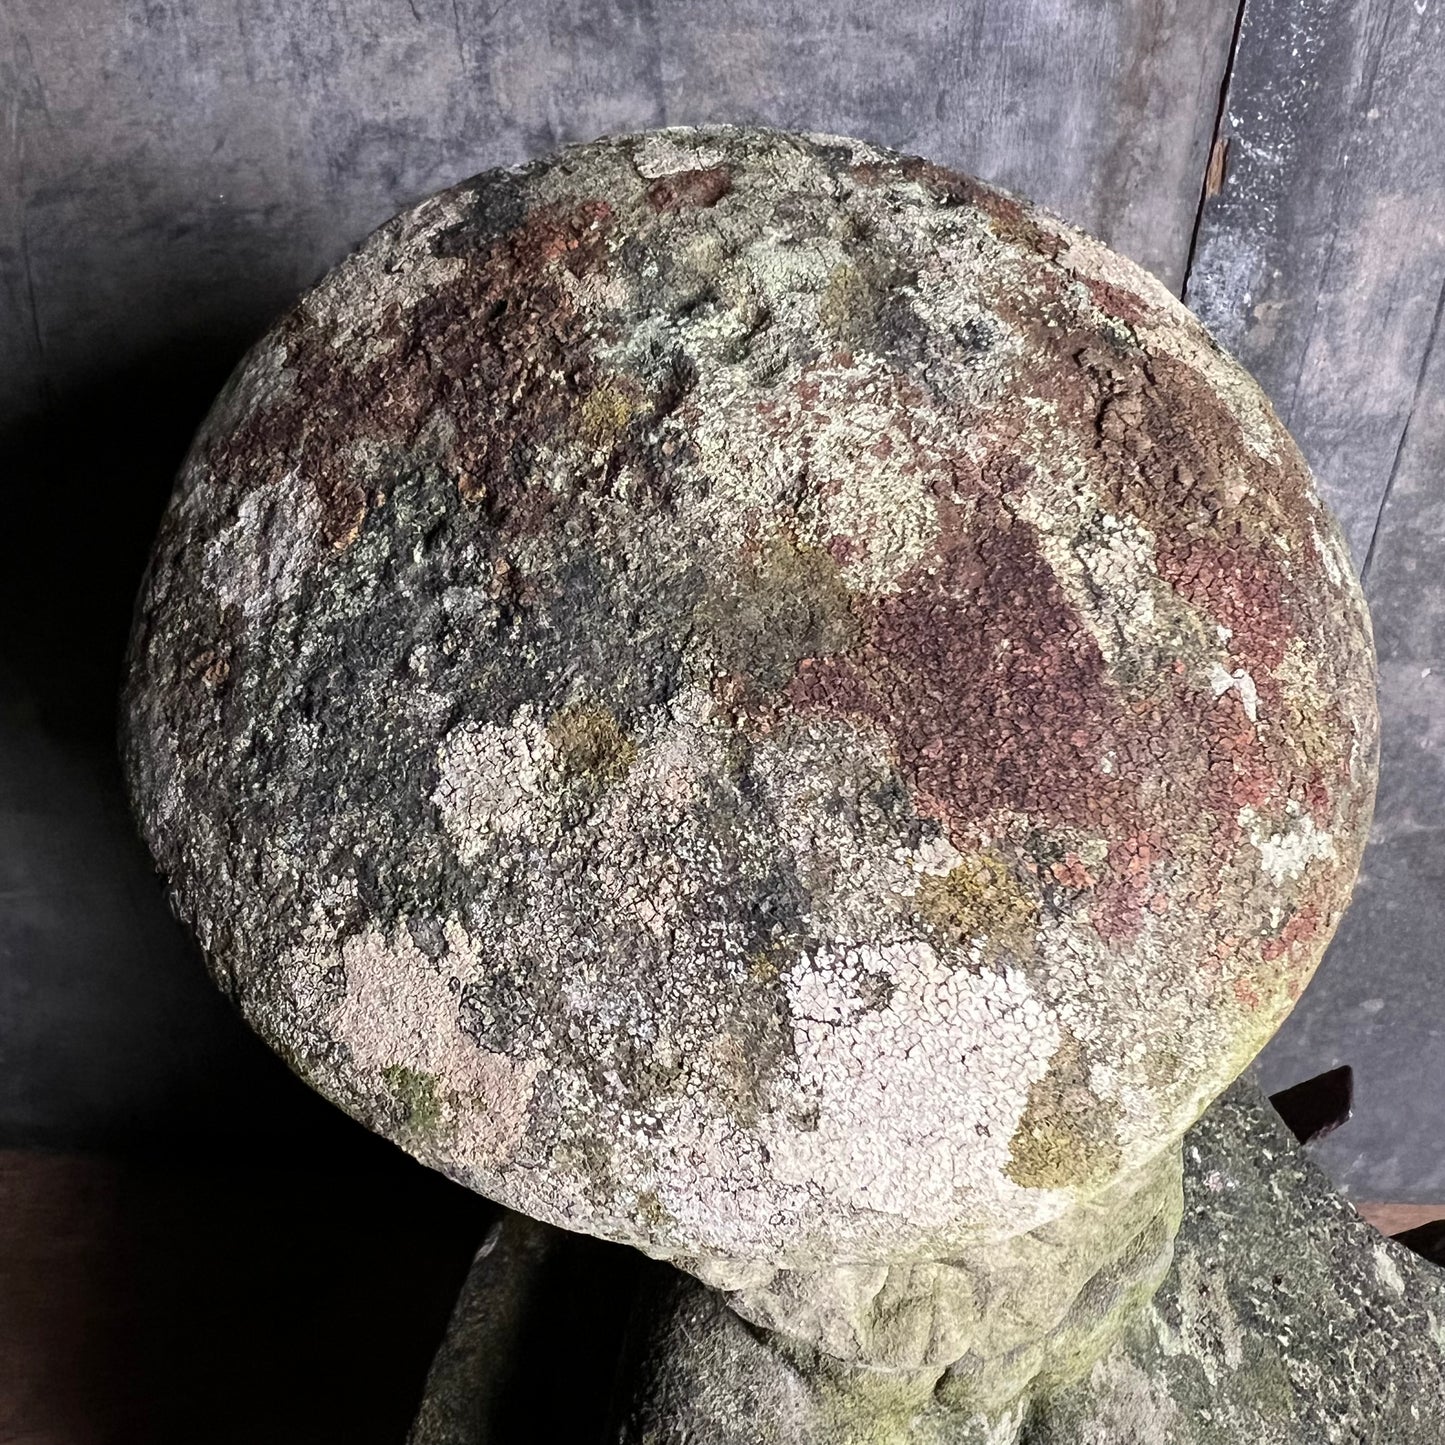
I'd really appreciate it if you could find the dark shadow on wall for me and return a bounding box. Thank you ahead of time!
[0,1147,494,1445]
[0,296,513,1441]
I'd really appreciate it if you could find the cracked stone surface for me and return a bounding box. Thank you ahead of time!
[122,127,1377,1290]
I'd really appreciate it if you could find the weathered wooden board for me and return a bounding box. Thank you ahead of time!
[1187,0,1445,565]
[1189,0,1445,1200]
[0,0,1235,435]
[0,0,1236,1150]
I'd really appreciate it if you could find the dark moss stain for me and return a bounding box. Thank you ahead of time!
[701,532,862,699]
[1007,1032,1123,1191]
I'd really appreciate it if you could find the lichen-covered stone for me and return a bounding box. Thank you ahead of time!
[601,1078,1445,1444]
[122,126,1377,1277]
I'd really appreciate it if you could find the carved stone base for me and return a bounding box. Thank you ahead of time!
[408,1077,1445,1443]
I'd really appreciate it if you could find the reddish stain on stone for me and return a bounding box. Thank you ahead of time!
[1260,905,1325,964]
[646,167,733,212]
[205,199,617,551]
[1074,273,1152,331]
[788,493,1139,846]
[1093,828,1168,944]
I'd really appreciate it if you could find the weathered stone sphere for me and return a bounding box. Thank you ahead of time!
[123,126,1377,1271]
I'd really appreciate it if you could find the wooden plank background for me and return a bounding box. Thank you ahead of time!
[0,0,1440,1207]
[1188,0,1445,1201]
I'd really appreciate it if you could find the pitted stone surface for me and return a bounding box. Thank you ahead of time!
[123,125,1377,1268]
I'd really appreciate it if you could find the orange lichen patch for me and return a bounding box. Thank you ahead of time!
[1203,688,1280,817]
[1091,828,1168,944]
[1072,272,1151,331]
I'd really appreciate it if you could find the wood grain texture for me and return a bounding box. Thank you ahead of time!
[1192,0,1445,1201]
[0,0,1234,435]
[1255,304,1445,1201]
[1186,0,1445,562]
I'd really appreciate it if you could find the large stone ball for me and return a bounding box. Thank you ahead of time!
[123,126,1377,1270]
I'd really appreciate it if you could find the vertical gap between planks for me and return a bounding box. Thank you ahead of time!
[1181,0,1251,302]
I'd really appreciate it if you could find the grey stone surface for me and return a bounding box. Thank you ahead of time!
[3,0,1441,1222]
[121,127,1383,1430]
[0,0,1236,1162]
[122,128,1375,1284]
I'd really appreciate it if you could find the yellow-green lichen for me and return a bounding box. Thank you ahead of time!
[382,1063,443,1132]
[547,701,637,785]
[1007,1032,1122,1191]
[817,262,877,344]
[914,853,1039,956]
[577,376,642,448]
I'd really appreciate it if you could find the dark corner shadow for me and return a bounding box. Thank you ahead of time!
[0,329,497,1442]
[0,329,252,754]
[0,322,446,1169]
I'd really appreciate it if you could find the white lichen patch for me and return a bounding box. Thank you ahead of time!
[1012,481,1168,669]
[1079,1349,1183,1444]
[317,922,542,1166]
[204,468,324,618]
[433,708,552,860]
[770,941,1066,1234]
[1239,802,1337,886]
[1209,662,1261,723]
[691,358,955,595]
[1311,516,1352,586]
[749,718,961,939]
[631,129,730,179]
[1019,899,1248,1178]
[1374,1243,1407,1297]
